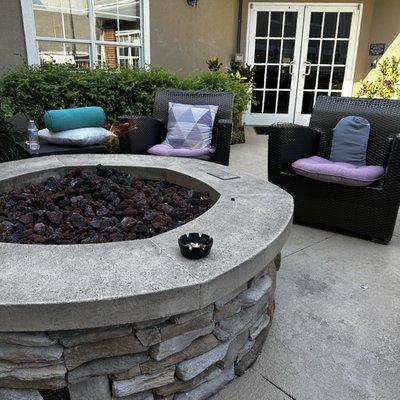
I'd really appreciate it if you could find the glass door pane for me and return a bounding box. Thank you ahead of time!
[299,10,354,116]
[249,6,303,124]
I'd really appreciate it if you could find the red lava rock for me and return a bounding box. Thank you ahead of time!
[17,214,34,225]
[32,234,47,243]
[0,165,214,245]
[121,217,137,230]
[46,210,64,225]
[124,207,138,217]
[160,204,174,215]
[96,206,109,217]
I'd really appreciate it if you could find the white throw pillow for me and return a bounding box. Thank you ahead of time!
[38,127,116,147]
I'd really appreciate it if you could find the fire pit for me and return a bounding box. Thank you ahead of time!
[0,155,293,400]
[0,165,214,245]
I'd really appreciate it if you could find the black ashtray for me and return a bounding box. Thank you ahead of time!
[178,233,213,259]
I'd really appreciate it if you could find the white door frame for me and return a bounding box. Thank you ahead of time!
[245,3,305,126]
[244,2,363,126]
[294,3,362,125]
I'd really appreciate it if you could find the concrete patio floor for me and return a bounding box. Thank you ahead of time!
[212,128,400,400]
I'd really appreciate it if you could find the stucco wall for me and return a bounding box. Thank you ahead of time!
[149,0,238,75]
[362,0,400,84]
[367,0,400,53]
[0,0,27,74]
[149,0,385,92]
[1,1,398,90]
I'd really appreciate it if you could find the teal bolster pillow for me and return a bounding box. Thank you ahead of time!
[44,107,106,132]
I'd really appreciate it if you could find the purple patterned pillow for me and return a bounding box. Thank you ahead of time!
[164,102,219,149]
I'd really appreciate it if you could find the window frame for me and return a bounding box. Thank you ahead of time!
[20,0,151,68]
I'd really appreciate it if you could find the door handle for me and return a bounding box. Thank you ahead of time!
[303,61,311,76]
[289,60,295,75]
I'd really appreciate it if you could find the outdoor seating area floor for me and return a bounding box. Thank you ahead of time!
[212,127,400,400]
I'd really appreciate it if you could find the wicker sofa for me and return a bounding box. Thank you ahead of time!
[118,89,234,166]
[268,96,400,244]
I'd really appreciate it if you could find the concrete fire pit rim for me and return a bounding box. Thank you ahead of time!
[0,155,293,331]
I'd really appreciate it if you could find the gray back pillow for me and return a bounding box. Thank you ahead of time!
[330,116,371,166]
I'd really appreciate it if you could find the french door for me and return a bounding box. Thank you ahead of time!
[246,3,361,126]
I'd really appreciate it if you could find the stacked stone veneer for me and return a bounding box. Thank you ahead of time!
[0,258,279,400]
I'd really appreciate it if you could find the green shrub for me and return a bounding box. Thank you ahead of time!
[0,63,179,128]
[357,56,400,99]
[0,118,20,162]
[0,63,251,144]
[180,71,252,137]
[231,128,246,145]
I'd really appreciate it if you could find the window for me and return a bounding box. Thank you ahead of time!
[20,0,150,68]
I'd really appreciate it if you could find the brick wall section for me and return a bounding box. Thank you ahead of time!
[104,28,117,68]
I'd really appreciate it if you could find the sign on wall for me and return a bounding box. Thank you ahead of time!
[369,43,386,56]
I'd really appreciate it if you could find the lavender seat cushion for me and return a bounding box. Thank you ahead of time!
[148,144,215,159]
[164,102,219,149]
[292,156,384,186]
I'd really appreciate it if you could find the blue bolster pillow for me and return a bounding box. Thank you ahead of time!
[44,107,106,132]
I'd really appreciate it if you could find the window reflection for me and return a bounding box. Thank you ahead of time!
[32,0,143,68]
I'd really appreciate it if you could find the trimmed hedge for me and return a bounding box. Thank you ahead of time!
[0,64,252,140]
[0,118,20,163]
[0,64,179,127]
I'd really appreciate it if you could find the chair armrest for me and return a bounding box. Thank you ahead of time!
[268,123,320,179]
[383,134,400,197]
[213,119,232,166]
[116,116,165,154]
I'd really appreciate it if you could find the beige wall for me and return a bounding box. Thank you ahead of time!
[361,0,400,86]
[0,0,27,75]
[0,0,398,89]
[149,0,238,75]
[150,0,396,93]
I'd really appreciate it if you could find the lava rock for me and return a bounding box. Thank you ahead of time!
[70,213,87,229]
[0,166,213,245]
[121,217,137,230]
[34,223,46,235]
[46,211,64,225]
[96,206,109,217]
[89,218,102,229]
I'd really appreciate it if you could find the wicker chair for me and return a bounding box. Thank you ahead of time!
[268,96,400,244]
[118,89,234,166]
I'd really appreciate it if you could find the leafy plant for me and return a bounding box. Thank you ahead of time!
[180,71,252,140]
[228,60,256,84]
[0,63,179,128]
[206,56,223,72]
[357,56,400,99]
[0,63,252,148]
[0,118,20,162]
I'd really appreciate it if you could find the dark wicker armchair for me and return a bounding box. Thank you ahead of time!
[118,89,234,166]
[268,96,400,244]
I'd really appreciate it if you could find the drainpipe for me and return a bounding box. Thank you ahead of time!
[236,0,243,54]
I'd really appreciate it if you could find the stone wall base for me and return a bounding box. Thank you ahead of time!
[0,258,279,400]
